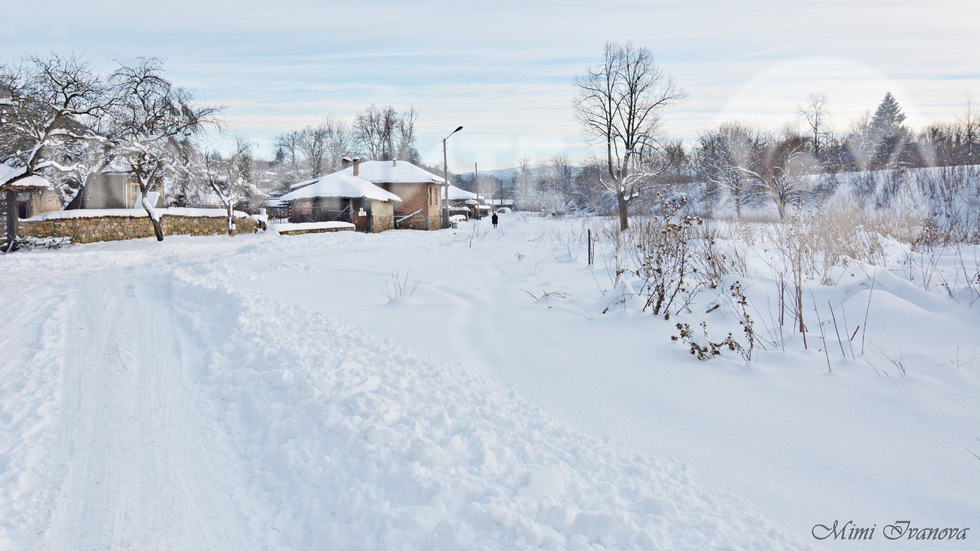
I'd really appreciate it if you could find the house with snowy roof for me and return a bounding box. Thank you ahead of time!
[332,158,446,230]
[446,184,491,220]
[0,164,62,223]
[279,172,402,232]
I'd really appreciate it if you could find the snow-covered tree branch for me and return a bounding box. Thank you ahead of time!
[105,57,222,240]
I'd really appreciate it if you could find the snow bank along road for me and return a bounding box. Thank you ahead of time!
[0,233,806,550]
[242,216,980,550]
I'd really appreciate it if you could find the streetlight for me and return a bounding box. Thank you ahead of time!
[442,125,463,228]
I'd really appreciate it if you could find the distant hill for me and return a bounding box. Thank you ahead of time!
[457,167,520,183]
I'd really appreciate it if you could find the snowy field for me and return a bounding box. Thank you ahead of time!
[1,213,977,550]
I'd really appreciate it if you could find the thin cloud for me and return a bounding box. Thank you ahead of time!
[730,43,802,61]
[2,1,978,169]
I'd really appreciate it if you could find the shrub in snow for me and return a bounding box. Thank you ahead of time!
[10,236,72,251]
[672,282,758,362]
[382,271,420,301]
[600,194,726,319]
[672,321,742,361]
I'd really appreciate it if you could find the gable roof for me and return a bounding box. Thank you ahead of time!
[0,164,53,190]
[446,184,483,201]
[278,173,402,203]
[335,160,446,185]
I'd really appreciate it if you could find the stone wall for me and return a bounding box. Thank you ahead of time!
[367,215,394,233]
[20,212,258,244]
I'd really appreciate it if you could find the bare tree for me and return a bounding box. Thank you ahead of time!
[323,118,356,172]
[659,139,690,185]
[202,138,258,234]
[273,129,303,191]
[394,107,419,163]
[574,41,685,231]
[541,154,575,215]
[354,105,419,162]
[694,122,763,218]
[107,58,220,241]
[513,155,538,211]
[740,134,817,219]
[0,54,111,248]
[799,93,830,159]
[572,162,614,214]
[298,124,328,179]
[273,119,354,188]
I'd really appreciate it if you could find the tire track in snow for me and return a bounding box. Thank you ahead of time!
[36,269,251,551]
[0,281,69,548]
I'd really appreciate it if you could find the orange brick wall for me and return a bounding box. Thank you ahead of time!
[383,183,443,230]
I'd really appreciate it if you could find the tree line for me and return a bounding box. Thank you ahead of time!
[502,42,979,229]
[4,50,979,240]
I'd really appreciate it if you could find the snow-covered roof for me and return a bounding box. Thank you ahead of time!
[335,160,446,185]
[446,184,481,201]
[278,173,402,203]
[0,164,52,190]
[288,177,318,191]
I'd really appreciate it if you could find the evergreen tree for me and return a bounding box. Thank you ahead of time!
[863,92,909,169]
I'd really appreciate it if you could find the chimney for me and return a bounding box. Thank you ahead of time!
[341,157,352,169]
[353,157,360,177]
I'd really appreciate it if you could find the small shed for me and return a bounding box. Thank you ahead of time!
[1,164,62,247]
[278,173,401,232]
[0,165,61,219]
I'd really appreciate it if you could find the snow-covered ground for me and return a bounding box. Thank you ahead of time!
[1,213,977,549]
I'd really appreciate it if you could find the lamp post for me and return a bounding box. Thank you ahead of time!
[442,125,463,228]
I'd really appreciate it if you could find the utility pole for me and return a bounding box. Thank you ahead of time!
[474,162,480,220]
[442,126,463,228]
[499,178,504,212]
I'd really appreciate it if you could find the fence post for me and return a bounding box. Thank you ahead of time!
[587,228,593,265]
[4,190,17,252]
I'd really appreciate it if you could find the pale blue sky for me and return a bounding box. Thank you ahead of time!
[3,0,979,170]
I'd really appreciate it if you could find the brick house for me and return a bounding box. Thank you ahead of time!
[334,159,446,230]
[279,172,401,232]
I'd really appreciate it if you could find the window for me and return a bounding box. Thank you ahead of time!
[129,183,141,208]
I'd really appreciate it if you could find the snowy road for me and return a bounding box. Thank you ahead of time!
[1,257,252,550]
[42,272,250,550]
[0,234,807,550]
